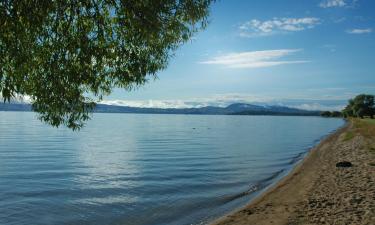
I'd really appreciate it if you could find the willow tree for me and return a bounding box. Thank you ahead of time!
[0,0,213,129]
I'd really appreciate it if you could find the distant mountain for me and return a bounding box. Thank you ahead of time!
[225,103,266,112]
[0,103,321,116]
[225,103,320,116]
[0,103,32,111]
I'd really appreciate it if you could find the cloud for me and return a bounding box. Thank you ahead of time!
[322,44,337,53]
[0,94,32,104]
[286,103,346,111]
[319,0,360,8]
[346,28,372,34]
[100,94,268,109]
[100,94,278,109]
[199,49,308,69]
[239,17,320,37]
[319,0,346,8]
[99,95,348,111]
[99,99,198,109]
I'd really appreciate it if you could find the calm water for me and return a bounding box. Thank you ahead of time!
[0,112,344,225]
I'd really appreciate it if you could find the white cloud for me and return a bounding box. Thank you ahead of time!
[99,95,347,111]
[0,94,32,104]
[100,99,198,109]
[319,0,360,8]
[200,49,308,69]
[319,0,347,8]
[290,103,345,111]
[333,17,346,23]
[322,44,337,53]
[239,17,320,37]
[100,94,276,109]
[346,28,372,34]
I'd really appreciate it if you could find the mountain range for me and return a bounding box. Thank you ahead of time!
[0,103,321,116]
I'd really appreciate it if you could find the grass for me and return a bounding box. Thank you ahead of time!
[341,118,375,165]
[352,118,375,138]
[362,118,375,125]
[352,118,375,154]
[343,131,355,141]
[370,146,375,154]
[342,118,372,142]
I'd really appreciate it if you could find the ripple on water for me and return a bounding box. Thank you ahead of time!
[0,112,344,225]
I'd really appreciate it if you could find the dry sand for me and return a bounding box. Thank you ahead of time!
[213,120,375,225]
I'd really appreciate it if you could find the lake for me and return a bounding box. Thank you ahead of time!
[0,112,344,225]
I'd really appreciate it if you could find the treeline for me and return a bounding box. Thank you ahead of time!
[320,111,342,118]
[342,94,374,118]
[321,94,374,118]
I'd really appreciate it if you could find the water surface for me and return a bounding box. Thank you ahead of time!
[0,112,344,225]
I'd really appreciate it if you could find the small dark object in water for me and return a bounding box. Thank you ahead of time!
[336,161,352,168]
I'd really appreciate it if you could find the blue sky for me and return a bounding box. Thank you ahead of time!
[104,0,375,110]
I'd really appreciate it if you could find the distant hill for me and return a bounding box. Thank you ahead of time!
[0,103,321,116]
[0,103,32,111]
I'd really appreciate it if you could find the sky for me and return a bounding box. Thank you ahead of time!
[103,0,375,110]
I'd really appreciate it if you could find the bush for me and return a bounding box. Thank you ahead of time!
[342,94,375,118]
[321,111,332,117]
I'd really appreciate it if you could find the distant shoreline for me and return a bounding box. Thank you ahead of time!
[212,119,375,224]
[0,103,321,116]
[0,110,322,117]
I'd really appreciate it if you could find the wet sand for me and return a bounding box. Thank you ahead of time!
[213,119,375,225]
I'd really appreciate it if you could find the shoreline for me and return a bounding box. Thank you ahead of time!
[211,119,375,224]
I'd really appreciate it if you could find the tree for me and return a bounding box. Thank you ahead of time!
[342,98,356,118]
[342,94,375,118]
[353,94,374,118]
[320,111,332,117]
[331,111,342,117]
[0,0,213,129]
[321,111,342,118]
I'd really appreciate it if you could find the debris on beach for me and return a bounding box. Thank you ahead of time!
[335,161,352,168]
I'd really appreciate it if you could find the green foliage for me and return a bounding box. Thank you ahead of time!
[0,0,213,129]
[320,111,332,117]
[320,110,342,118]
[342,94,375,119]
[331,111,342,117]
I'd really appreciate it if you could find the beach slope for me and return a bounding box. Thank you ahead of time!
[213,119,375,225]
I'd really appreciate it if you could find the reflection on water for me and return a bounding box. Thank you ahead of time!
[74,121,141,206]
[0,112,344,225]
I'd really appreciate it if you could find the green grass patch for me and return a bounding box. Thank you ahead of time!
[353,119,375,154]
[343,131,355,141]
[350,119,375,138]
[362,118,375,125]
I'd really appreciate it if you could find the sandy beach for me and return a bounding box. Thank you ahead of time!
[213,119,375,225]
